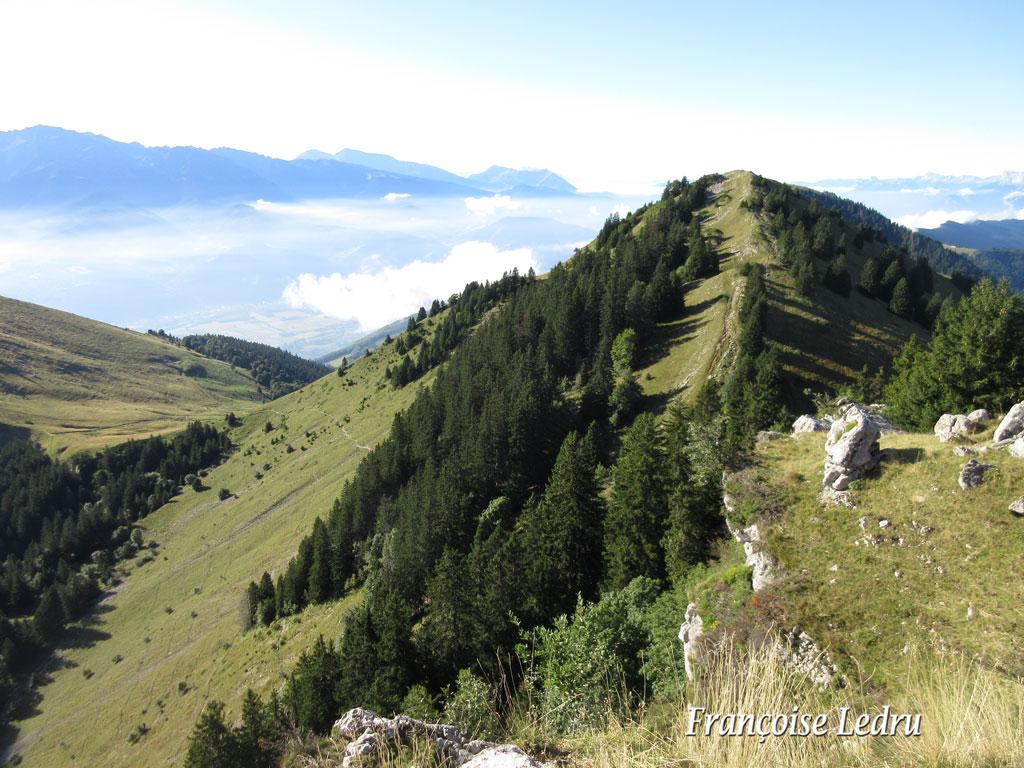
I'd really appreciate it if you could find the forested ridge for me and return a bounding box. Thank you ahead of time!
[0,422,232,727]
[180,174,807,764]
[176,334,330,398]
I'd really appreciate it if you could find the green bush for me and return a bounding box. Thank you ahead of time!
[443,669,497,740]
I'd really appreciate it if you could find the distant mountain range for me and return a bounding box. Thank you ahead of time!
[920,218,1024,250]
[295,147,576,195]
[0,126,577,210]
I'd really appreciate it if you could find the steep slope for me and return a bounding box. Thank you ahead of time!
[3,317,445,767]
[634,171,955,410]
[0,296,261,453]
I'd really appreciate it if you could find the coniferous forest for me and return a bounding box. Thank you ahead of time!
[180,175,799,763]
[0,423,232,727]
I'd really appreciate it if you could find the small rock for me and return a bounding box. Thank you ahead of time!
[967,408,991,423]
[829,577,838,585]
[953,446,976,457]
[829,564,839,572]
[756,430,786,447]
[858,516,868,530]
[913,494,926,503]
[1010,497,1024,517]
[894,570,903,578]
[994,401,1024,442]
[967,603,976,621]
[958,459,994,491]
[878,519,891,528]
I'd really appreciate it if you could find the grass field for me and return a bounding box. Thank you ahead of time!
[3,323,442,767]
[757,423,1024,692]
[0,296,262,454]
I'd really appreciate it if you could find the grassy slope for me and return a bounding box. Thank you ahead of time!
[7,319,444,768]
[0,296,261,454]
[758,425,1024,692]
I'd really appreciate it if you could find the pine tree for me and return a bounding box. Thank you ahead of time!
[890,277,912,318]
[183,701,236,768]
[418,546,475,685]
[603,413,668,589]
[306,518,332,604]
[33,586,65,646]
[858,256,881,296]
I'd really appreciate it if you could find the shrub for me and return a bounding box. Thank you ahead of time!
[443,669,498,740]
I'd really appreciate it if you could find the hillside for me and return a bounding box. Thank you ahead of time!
[0,296,261,454]
[5,171,1016,768]
[1,313,449,767]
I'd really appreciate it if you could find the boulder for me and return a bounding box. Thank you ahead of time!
[837,403,900,435]
[792,415,831,434]
[934,413,979,442]
[756,430,786,448]
[331,709,550,768]
[822,408,881,491]
[1010,497,1024,517]
[678,602,704,681]
[1009,437,1024,459]
[953,445,976,457]
[994,402,1024,442]
[958,459,994,491]
[967,408,991,423]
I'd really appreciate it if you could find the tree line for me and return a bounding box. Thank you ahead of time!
[178,334,330,398]
[0,422,232,727]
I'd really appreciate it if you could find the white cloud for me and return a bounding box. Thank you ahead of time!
[282,240,537,330]
[464,195,523,216]
[957,187,976,196]
[896,209,978,230]
[1003,190,1024,204]
[383,192,411,202]
[810,185,857,193]
[899,186,942,196]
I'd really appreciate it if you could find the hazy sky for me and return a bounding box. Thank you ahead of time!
[2,0,1022,192]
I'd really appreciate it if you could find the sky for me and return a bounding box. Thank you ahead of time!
[2,0,1022,194]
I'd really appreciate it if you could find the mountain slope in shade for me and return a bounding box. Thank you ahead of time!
[0,295,260,453]
[920,218,1024,250]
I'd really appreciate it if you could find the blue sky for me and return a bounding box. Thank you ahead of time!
[1,0,1022,192]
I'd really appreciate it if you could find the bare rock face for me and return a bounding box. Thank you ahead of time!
[967,408,991,423]
[1010,497,1024,517]
[723,491,783,590]
[994,402,1024,443]
[958,459,994,491]
[934,413,979,442]
[792,415,831,434]
[822,407,881,492]
[1009,437,1024,459]
[678,602,705,681]
[774,627,842,689]
[331,709,549,768]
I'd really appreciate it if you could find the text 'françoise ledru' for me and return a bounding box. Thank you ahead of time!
[687,706,921,743]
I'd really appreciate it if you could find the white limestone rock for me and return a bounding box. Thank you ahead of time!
[678,602,705,681]
[994,402,1024,442]
[934,413,979,442]
[823,407,881,491]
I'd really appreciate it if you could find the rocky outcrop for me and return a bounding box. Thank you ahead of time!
[1010,497,1024,517]
[792,415,831,434]
[723,492,783,591]
[822,407,881,492]
[774,627,842,689]
[994,402,1024,442]
[968,408,991,423]
[331,709,550,768]
[840,403,899,435]
[934,413,979,442]
[958,459,994,491]
[678,603,704,681]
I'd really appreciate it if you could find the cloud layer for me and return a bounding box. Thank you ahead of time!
[282,240,537,330]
